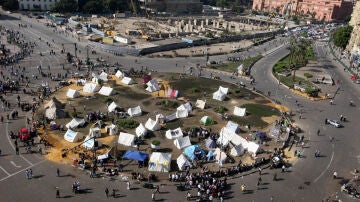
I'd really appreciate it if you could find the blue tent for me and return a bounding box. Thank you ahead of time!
[184,145,205,160]
[123,150,148,161]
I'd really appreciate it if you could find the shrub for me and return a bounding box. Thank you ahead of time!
[304,73,313,78]
[305,88,319,97]
[117,119,139,129]
[234,89,241,94]
[215,106,228,114]
[69,112,77,118]
[104,97,113,104]
[190,87,200,93]
[151,140,160,146]
[161,100,178,108]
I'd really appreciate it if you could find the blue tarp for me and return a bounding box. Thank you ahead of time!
[184,145,205,160]
[123,150,148,161]
[256,132,266,139]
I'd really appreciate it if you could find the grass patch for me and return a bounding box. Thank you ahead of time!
[214,106,228,114]
[304,73,313,78]
[207,55,262,73]
[117,119,139,129]
[142,100,151,106]
[277,75,314,88]
[160,100,179,108]
[165,119,183,130]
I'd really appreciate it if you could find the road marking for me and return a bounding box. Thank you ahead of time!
[10,161,21,168]
[313,144,335,183]
[0,166,10,176]
[0,159,46,182]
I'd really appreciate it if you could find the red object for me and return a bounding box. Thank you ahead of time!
[246,137,249,142]
[141,75,152,83]
[351,75,357,81]
[19,128,30,141]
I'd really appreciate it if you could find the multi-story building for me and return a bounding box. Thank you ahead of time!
[18,0,58,11]
[252,0,354,21]
[139,0,203,14]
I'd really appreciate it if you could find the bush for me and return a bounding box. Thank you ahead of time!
[97,79,104,85]
[189,87,200,93]
[304,73,313,78]
[69,112,77,118]
[305,88,319,97]
[215,106,228,114]
[104,97,113,104]
[161,100,178,108]
[151,140,160,146]
[233,89,241,94]
[117,119,139,129]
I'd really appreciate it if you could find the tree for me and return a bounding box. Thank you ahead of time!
[2,0,19,11]
[103,0,119,13]
[83,0,104,14]
[216,0,228,8]
[333,25,353,49]
[51,0,77,13]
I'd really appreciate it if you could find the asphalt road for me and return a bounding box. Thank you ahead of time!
[0,11,359,202]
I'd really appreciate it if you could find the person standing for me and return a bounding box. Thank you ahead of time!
[29,169,33,179]
[15,146,19,155]
[56,168,60,177]
[112,189,116,198]
[127,181,130,190]
[56,188,60,198]
[152,192,156,201]
[25,169,29,179]
[105,187,109,198]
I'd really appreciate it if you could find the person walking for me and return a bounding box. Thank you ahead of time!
[155,185,160,194]
[112,189,116,198]
[127,181,131,190]
[56,168,60,177]
[29,169,32,179]
[15,146,19,155]
[281,165,286,172]
[317,129,320,136]
[56,188,60,198]
[25,169,29,179]
[105,187,109,198]
[273,173,277,181]
[152,192,156,201]
[333,171,338,179]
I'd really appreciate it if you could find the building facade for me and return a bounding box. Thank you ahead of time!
[139,0,203,14]
[252,0,354,21]
[18,0,58,11]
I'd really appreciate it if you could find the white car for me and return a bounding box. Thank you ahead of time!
[326,119,342,128]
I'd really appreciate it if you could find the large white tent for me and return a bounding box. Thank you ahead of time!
[45,107,66,120]
[145,118,161,131]
[135,123,147,137]
[64,129,83,142]
[174,136,191,150]
[212,90,226,101]
[98,86,114,96]
[225,121,239,134]
[146,79,159,92]
[105,124,118,135]
[165,127,183,139]
[121,77,134,85]
[66,118,85,129]
[88,127,101,137]
[218,127,260,155]
[115,70,124,78]
[176,154,192,171]
[219,86,229,94]
[66,89,80,98]
[99,72,109,82]
[118,132,136,147]
[83,82,100,93]
[233,106,246,117]
[108,101,118,112]
[148,152,172,172]
[195,99,206,109]
[127,106,142,117]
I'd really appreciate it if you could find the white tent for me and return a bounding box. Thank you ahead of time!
[146,79,159,92]
[98,86,114,96]
[135,123,147,137]
[219,86,229,94]
[155,114,165,124]
[165,127,183,139]
[177,154,192,171]
[214,148,227,164]
[44,97,63,109]
[118,132,136,147]
[99,72,108,82]
[148,152,172,172]
[105,124,118,135]
[178,103,192,113]
[217,127,235,147]
[233,106,246,117]
[66,89,80,98]
[83,82,100,93]
[219,127,260,155]
[174,136,191,150]
[89,127,101,137]
[127,106,142,117]
[195,99,206,109]
[121,77,133,85]
[83,135,102,150]
[247,141,260,154]
[176,104,190,118]
[145,118,161,131]
[115,70,124,78]
[213,90,226,101]
[108,101,118,112]
[225,121,239,133]
[230,144,245,156]
[64,129,83,142]
[66,118,85,129]
[45,107,66,120]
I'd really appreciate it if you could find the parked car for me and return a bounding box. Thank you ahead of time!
[326,119,342,128]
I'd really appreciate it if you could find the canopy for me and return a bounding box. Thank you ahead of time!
[165,127,183,139]
[108,101,118,112]
[99,72,108,82]
[177,103,192,113]
[212,90,226,101]
[105,124,118,135]
[174,136,191,150]
[205,138,217,150]
[135,123,147,137]
[98,86,114,96]
[83,82,100,93]
[97,152,110,160]
[219,86,229,94]
[83,135,102,150]
[123,150,148,161]
[177,154,192,171]
[66,118,85,129]
[225,121,239,133]
[184,145,205,160]
[127,106,142,117]
[148,152,172,172]
[176,108,188,118]
[64,129,83,142]
[200,116,214,126]
[118,132,136,147]
[121,77,133,85]
[195,99,206,109]
[115,70,124,78]
[233,106,246,117]
[89,127,101,137]
[145,118,161,131]
[66,89,80,98]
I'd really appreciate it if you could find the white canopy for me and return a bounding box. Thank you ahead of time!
[89,127,101,137]
[176,105,190,118]
[146,79,159,92]
[219,86,229,94]
[214,148,227,164]
[165,127,183,139]
[66,89,80,98]
[83,82,100,93]
[118,132,136,147]
[83,135,102,150]
[64,129,83,142]
[213,90,226,101]
[135,123,147,137]
[121,77,133,85]
[108,101,118,112]
[99,72,108,82]
[174,136,191,150]
[115,70,124,78]
[177,154,192,171]
[233,106,246,117]
[127,106,142,117]
[177,103,192,113]
[195,99,206,109]
[225,121,239,133]
[98,86,114,96]
[105,124,118,135]
[148,152,172,172]
[66,118,85,129]
[145,118,161,131]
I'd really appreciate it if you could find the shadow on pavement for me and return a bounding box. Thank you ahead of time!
[32,174,45,179]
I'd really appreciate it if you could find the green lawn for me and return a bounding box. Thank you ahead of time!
[207,55,263,73]
[277,75,314,88]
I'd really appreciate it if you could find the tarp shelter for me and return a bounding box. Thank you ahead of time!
[177,154,192,171]
[167,88,179,98]
[146,79,160,92]
[66,89,80,98]
[195,99,206,109]
[148,152,172,172]
[127,106,142,117]
[83,82,100,93]
[118,132,136,147]
[64,129,83,142]
[230,144,245,156]
[174,136,191,150]
[219,86,229,94]
[108,101,118,112]
[121,77,134,85]
[105,124,118,135]
[135,123,147,137]
[89,127,101,137]
[233,106,246,117]
[200,116,214,126]
[141,75,152,83]
[145,118,161,131]
[115,70,124,78]
[205,138,217,150]
[212,90,226,101]
[123,150,148,161]
[66,118,85,129]
[214,148,227,164]
[226,121,239,133]
[83,135,102,150]
[184,145,205,160]
[45,107,66,120]
[44,97,63,109]
[165,127,183,139]
[98,86,114,96]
